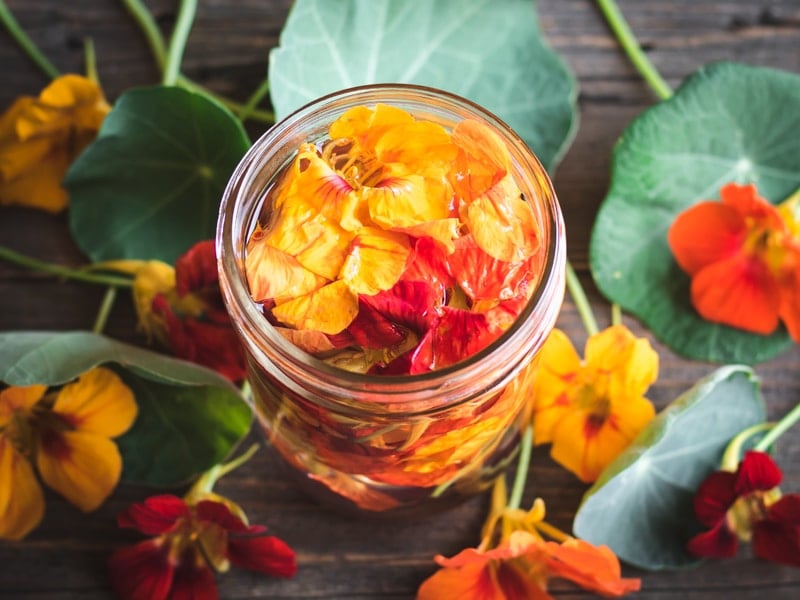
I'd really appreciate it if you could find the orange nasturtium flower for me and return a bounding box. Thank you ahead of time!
[0,74,110,212]
[417,477,640,599]
[667,182,800,341]
[0,368,137,540]
[531,325,657,483]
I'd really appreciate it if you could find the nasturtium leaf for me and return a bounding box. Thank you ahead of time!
[268,0,578,172]
[66,85,251,264]
[0,331,252,487]
[573,365,765,571]
[590,62,800,363]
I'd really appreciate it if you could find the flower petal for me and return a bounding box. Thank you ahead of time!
[734,450,783,495]
[532,329,581,445]
[692,471,738,527]
[227,535,298,578]
[543,539,641,597]
[340,227,411,295]
[365,175,449,230]
[174,240,218,297]
[0,435,44,540]
[667,201,745,275]
[36,429,122,512]
[272,280,358,334]
[691,254,781,334]
[417,553,508,600]
[170,550,218,600]
[449,118,510,201]
[753,495,800,567]
[686,520,739,558]
[0,384,46,426]
[52,367,137,437]
[108,539,174,600]
[118,495,190,535]
[720,182,785,231]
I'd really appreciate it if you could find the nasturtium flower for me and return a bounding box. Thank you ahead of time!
[531,325,657,483]
[0,74,110,212]
[108,494,296,600]
[131,241,246,382]
[0,368,137,540]
[668,183,800,341]
[687,450,800,567]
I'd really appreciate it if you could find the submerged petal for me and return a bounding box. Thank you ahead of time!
[340,227,411,295]
[245,233,327,303]
[272,280,358,334]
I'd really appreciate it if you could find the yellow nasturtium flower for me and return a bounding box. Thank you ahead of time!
[531,325,657,483]
[0,368,137,540]
[0,74,110,212]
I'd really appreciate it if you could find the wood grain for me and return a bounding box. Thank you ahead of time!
[1,1,799,598]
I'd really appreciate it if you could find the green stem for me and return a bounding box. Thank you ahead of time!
[238,76,273,123]
[0,0,60,79]
[721,423,772,471]
[189,443,260,497]
[0,246,134,288]
[178,76,275,123]
[596,0,673,101]
[92,286,117,334]
[83,37,99,84]
[163,0,197,86]
[566,261,599,336]
[507,426,533,510]
[755,402,800,453]
[120,0,166,69]
[611,303,622,326]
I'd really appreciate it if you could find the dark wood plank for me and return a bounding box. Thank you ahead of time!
[1,0,799,598]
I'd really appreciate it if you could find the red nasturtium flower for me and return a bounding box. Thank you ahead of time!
[531,325,657,483]
[128,241,246,382]
[0,74,110,212]
[417,477,640,599]
[0,368,137,540]
[108,476,296,599]
[668,183,800,340]
[687,450,800,567]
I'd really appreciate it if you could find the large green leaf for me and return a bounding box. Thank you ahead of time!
[572,365,765,571]
[0,331,252,486]
[66,86,251,264]
[268,0,578,172]
[590,62,800,363]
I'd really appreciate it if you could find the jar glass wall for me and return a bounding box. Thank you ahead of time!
[217,84,566,516]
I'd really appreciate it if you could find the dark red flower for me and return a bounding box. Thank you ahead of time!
[151,240,246,382]
[687,450,800,567]
[108,494,296,600]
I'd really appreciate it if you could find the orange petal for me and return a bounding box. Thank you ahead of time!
[667,201,746,275]
[374,119,457,175]
[340,227,411,295]
[329,104,414,152]
[245,233,327,303]
[462,175,539,262]
[0,384,46,427]
[53,367,138,437]
[532,329,581,445]
[418,554,506,600]
[720,183,785,231]
[450,118,511,201]
[0,436,45,540]
[365,175,449,229]
[36,429,122,512]
[271,280,358,334]
[778,264,800,342]
[691,254,780,334]
[0,143,70,212]
[544,539,641,597]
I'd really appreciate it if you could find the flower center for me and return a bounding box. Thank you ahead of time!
[574,381,611,435]
[322,137,385,189]
[727,488,779,542]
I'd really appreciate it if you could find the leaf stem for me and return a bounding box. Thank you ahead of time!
[507,426,533,510]
[0,0,60,79]
[611,302,622,326]
[163,0,197,87]
[238,76,274,123]
[566,261,599,336]
[0,245,134,288]
[188,443,260,497]
[120,0,167,69]
[754,402,800,453]
[721,423,772,471]
[93,286,118,334]
[177,76,276,123]
[83,37,99,84]
[595,0,673,101]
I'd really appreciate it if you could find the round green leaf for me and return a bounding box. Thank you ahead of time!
[268,0,578,172]
[0,331,252,487]
[67,86,251,264]
[590,62,800,363]
[573,365,766,571]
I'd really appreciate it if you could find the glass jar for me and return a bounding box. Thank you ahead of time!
[216,84,566,516]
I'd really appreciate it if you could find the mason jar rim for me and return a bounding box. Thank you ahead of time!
[216,83,566,409]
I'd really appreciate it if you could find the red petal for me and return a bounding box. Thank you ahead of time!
[194,500,263,534]
[686,521,739,558]
[342,298,407,349]
[777,265,800,343]
[691,254,780,334]
[720,183,785,231]
[364,280,440,334]
[108,539,174,600]
[667,201,745,275]
[427,306,499,371]
[401,236,454,303]
[766,493,800,526]
[117,495,189,535]
[446,234,531,302]
[753,496,800,567]
[693,471,737,526]
[734,451,783,495]
[170,553,218,600]
[227,535,298,578]
[175,240,218,297]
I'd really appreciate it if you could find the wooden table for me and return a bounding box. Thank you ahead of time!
[1,1,798,598]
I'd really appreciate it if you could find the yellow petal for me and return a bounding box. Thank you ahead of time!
[374,119,457,174]
[37,430,122,512]
[0,384,47,426]
[329,103,414,152]
[0,129,51,181]
[0,435,45,540]
[531,329,581,444]
[365,175,450,229]
[609,336,659,400]
[245,232,327,303]
[0,143,70,212]
[394,218,461,253]
[131,260,176,342]
[450,118,511,201]
[340,227,411,295]
[53,367,137,437]
[271,280,358,334]
[462,175,540,262]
